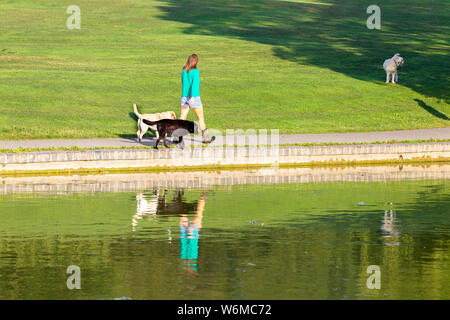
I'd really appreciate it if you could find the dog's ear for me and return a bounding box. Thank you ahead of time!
[171,111,177,119]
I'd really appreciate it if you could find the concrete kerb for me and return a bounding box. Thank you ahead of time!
[0,142,449,172]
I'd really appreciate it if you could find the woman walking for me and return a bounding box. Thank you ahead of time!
[180,54,215,144]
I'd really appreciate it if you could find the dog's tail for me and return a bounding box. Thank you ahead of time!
[143,119,158,126]
[133,104,142,119]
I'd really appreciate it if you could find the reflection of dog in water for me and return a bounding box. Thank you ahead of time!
[132,189,193,231]
[131,190,161,231]
[382,205,400,238]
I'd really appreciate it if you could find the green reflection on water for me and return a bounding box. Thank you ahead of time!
[0,179,448,299]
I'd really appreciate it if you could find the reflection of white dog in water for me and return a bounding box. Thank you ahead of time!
[132,191,161,231]
[382,207,400,238]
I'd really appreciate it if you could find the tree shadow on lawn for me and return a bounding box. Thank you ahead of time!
[157,0,449,103]
[414,99,449,120]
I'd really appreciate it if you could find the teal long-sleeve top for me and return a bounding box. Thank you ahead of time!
[181,68,200,97]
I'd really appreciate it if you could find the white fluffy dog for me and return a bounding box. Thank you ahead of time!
[383,53,404,83]
[133,104,177,141]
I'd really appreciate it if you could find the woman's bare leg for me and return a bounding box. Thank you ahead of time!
[180,105,190,120]
[193,106,215,143]
[192,106,206,131]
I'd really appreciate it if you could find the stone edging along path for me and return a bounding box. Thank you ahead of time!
[1,142,449,173]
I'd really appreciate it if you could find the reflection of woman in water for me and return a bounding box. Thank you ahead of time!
[179,193,206,274]
[132,189,207,275]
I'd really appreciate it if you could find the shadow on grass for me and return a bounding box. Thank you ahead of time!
[414,99,449,120]
[157,0,449,102]
[128,112,138,122]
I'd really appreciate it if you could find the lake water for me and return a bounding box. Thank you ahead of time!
[0,166,448,299]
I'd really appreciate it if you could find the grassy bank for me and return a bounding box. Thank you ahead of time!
[0,0,448,139]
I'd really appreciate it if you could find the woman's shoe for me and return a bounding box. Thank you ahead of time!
[202,129,215,144]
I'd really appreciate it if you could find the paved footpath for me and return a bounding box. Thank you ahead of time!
[0,127,449,150]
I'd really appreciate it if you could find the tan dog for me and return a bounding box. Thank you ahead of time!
[133,104,177,141]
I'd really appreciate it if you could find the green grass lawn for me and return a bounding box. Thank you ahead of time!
[0,0,448,139]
